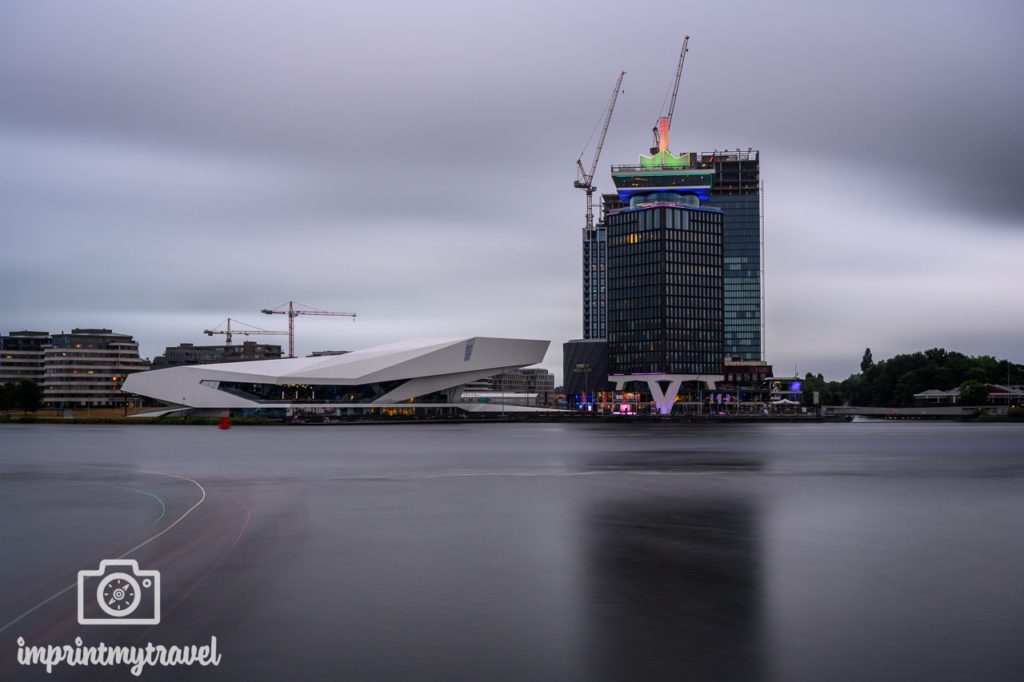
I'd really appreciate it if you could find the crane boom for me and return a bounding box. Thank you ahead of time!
[652,36,689,154]
[203,318,288,345]
[574,71,626,232]
[586,70,625,185]
[261,301,357,358]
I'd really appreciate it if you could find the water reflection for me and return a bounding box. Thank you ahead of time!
[585,476,763,680]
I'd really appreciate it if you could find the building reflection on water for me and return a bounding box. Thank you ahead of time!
[583,458,764,681]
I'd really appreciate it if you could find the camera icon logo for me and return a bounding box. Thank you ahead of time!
[77,559,161,625]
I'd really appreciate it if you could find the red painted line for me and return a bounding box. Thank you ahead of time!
[157,501,252,626]
[96,501,252,682]
[7,511,243,655]
[0,464,207,637]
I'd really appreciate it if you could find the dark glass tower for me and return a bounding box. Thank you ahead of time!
[606,202,724,376]
[582,225,607,339]
[585,115,732,412]
[702,150,762,360]
[583,194,627,340]
[583,151,763,362]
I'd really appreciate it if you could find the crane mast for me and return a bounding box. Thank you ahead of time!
[574,71,625,232]
[651,36,689,154]
[261,301,357,358]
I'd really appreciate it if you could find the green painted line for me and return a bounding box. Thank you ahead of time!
[136,488,167,526]
[105,485,167,525]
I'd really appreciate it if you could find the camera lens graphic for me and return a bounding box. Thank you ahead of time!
[97,572,142,618]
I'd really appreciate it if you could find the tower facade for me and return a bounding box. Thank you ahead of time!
[583,150,764,359]
[604,148,725,414]
[702,150,763,360]
[606,203,724,376]
[582,225,607,339]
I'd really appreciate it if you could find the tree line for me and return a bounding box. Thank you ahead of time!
[802,348,1023,407]
[1,379,43,413]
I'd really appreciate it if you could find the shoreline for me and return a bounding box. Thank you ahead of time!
[2,414,1019,426]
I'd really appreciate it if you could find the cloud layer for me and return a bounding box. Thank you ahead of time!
[2,0,1021,380]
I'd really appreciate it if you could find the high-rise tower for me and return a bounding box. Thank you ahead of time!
[582,226,608,340]
[703,150,763,361]
[605,147,725,414]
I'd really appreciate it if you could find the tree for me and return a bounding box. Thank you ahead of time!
[14,379,43,414]
[860,348,874,373]
[957,380,988,406]
[0,383,13,411]
[809,349,1017,408]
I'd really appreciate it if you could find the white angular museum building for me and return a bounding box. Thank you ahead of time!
[122,336,551,416]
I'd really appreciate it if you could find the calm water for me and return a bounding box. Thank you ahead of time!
[0,422,1022,681]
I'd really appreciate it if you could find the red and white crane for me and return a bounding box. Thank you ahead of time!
[261,301,356,358]
[574,70,626,232]
[651,35,689,155]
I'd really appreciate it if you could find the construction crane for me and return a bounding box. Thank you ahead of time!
[202,318,289,346]
[651,35,689,155]
[574,70,625,232]
[261,301,356,358]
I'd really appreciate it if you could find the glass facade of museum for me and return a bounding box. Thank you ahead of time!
[215,380,452,405]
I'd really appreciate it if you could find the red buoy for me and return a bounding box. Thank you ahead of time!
[218,414,231,430]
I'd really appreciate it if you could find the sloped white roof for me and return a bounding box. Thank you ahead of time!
[216,337,467,381]
[122,336,549,409]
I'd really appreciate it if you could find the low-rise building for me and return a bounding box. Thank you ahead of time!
[562,339,615,412]
[152,341,283,369]
[43,329,150,408]
[463,367,557,406]
[0,330,51,385]
[718,359,774,413]
[985,384,1024,406]
[913,388,960,405]
[767,375,804,410]
[914,385,1024,406]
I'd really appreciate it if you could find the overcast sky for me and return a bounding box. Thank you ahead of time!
[2,0,1022,381]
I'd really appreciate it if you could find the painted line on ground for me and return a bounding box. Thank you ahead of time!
[0,466,206,635]
[102,484,167,525]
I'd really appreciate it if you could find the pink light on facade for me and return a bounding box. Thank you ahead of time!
[658,117,670,153]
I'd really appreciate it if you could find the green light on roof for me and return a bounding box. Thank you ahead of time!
[639,150,689,168]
